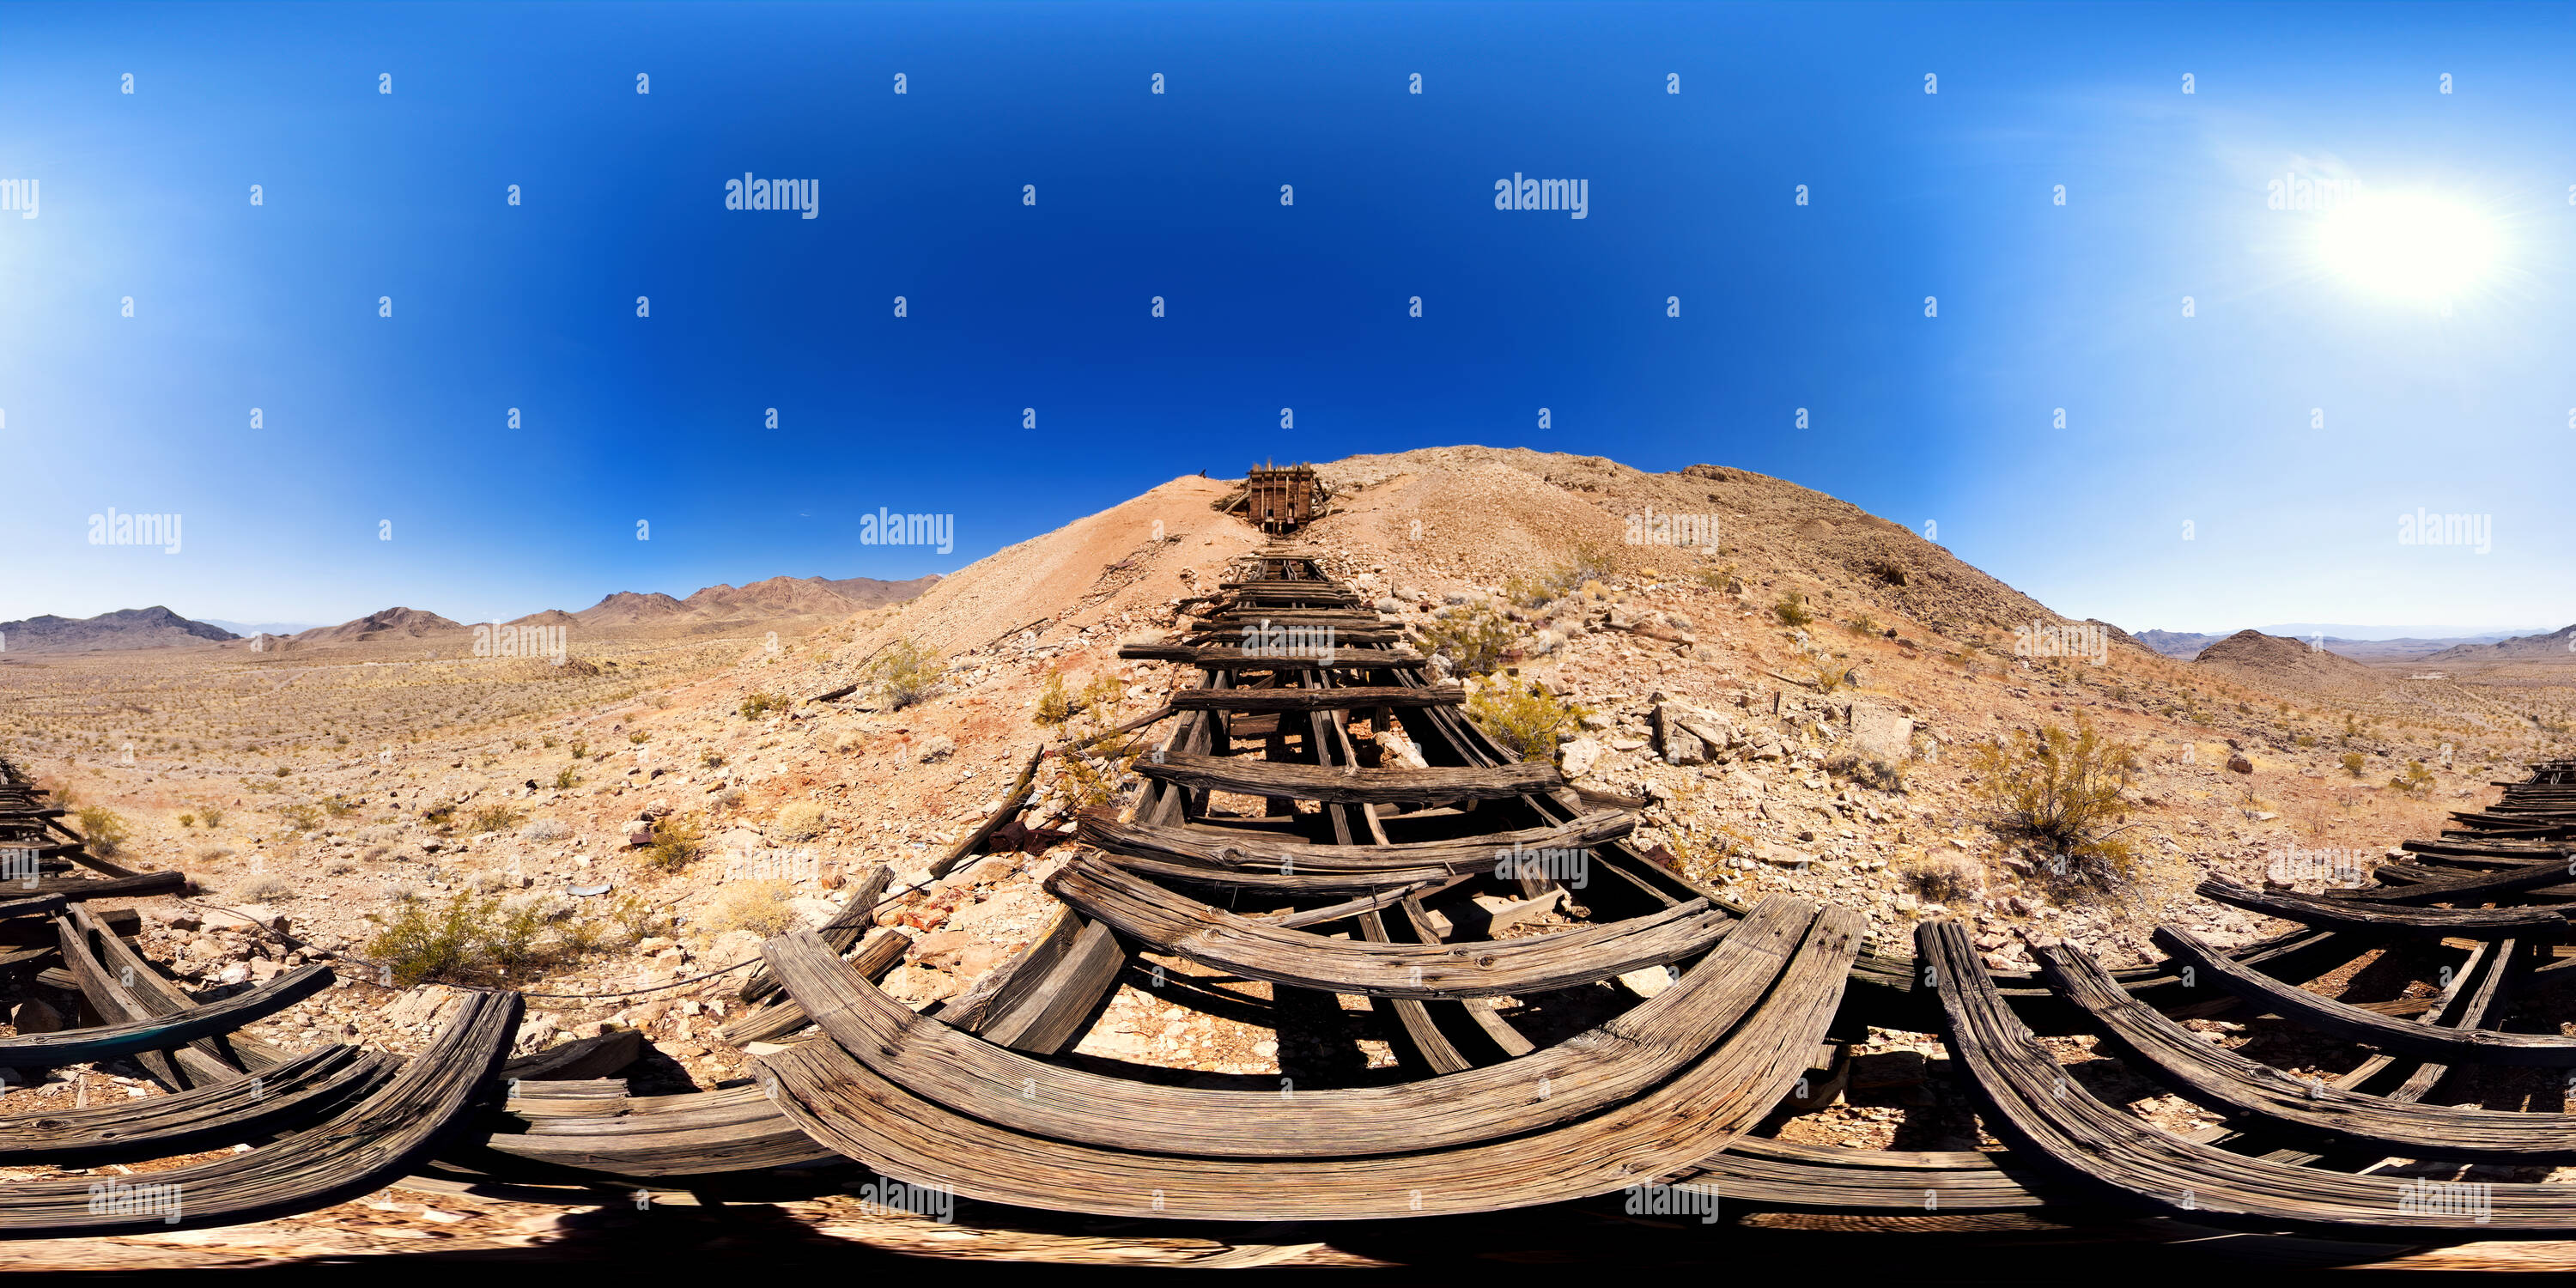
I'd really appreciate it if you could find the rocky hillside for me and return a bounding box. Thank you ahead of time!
[2190,629,2391,698]
[0,606,238,653]
[2423,623,2576,664]
[290,607,465,645]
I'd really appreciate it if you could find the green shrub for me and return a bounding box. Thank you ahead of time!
[553,767,579,790]
[1034,670,1078,727]
[1968,720,2140,876]
[1772,592,1813,629]
[874,638,948,710]
[2391,760,2435,793]
[1466,683,1591,763]
[641,815,704,872]
[74,805,130,855]
[738,691,789,720]
[468,805,525,834]
[1416,602,1516,677]
[367,891,563,986]
[2340,751,2366,777]
[274,802,322,833]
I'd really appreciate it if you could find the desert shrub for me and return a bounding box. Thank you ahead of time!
[74,805,130,855]
[1772,592,1813,629]
[1900,855,1984,904]
[552,767,579,790]
[1697,562,1743,593]
[738,690,789,720]
[1466,683,1591,763]
[274,802,322,833]
[773,800,826,841]
[712,879,803,938]
[177,812,197,829]
[1060,742,1142,813]
[2390,760,2435,793]
[627,731,651,744]
[367,891,560,986]
[322,796,357,818]
[1827,751,1906,793]
[193,843,235,863]
[1416,602,1515,677]
[1807,659,1855,693]
[519,817,566,843]
[2340,751,2366,777]
[874,638,948,710]
[1034,670,1078,727]
[197,805,225,829]
[1504,544,1614,610]
[235,872,295,903]
[568,739,587,760]
[1082,673,1127,713]
[641,816,704,872]
[468,804,525,835]
[1844,611,1880,637]
[1968,720,2140,876]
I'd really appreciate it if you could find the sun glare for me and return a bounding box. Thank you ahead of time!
[2316,192,2501,304]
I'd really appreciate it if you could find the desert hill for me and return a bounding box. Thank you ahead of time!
[291,607,465,645]
[0,605,237,653]
[2190,629,2388,697]
[2423,624,2576,664]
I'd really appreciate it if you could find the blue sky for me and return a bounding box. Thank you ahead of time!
[3,2,2573,634]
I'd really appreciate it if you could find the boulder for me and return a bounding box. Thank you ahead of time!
[2226,754,2255,775]
[1558,737,1604,780]
[1848,702,1914,761]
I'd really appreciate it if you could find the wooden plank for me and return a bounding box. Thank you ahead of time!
[2197,876,2564,937]
[1922,919,2576,1235]
[1167,686,1462,713]
[762,897,1826,1160]
[0,1045,393,1165]
[0,987,519,1236]
[2037,940,2576,1161]
[739,865,890,1006]
[1045,856,1731,999]
[0,960,331,1067]
[1133,752,1560,806]
[1079,811,1633,874]
[2154,924,2576,1066]
[754,903,1858,1220]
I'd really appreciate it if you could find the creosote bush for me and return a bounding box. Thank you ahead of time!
[874,638,948,711]
[1968,720,2140,877]
[641,815,705,871]
[366,891,573,986]
[1416,601,1516,677]
[1466,683,1591,763]
[74,805,130,855]
[1772,592,1813,629]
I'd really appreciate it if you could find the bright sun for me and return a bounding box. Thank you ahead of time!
[2316,192,2501,304]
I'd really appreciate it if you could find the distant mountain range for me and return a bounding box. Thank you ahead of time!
[201,619,322,637]
[0,574,940,656]
[0,606,240,654]
[2135,623,2561,664]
